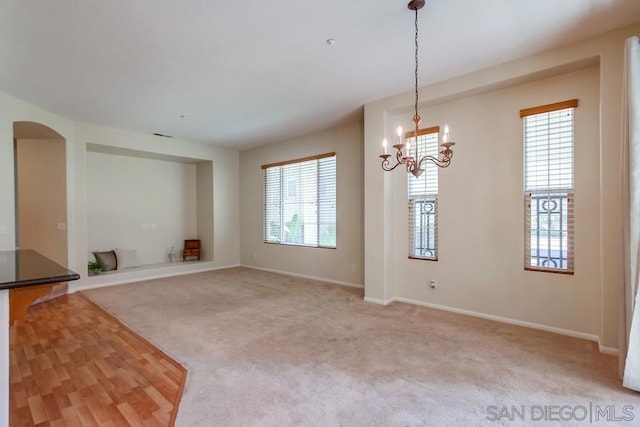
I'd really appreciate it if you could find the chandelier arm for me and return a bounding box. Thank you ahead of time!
[416,150,454,170]
[380,147,417,171]
[417,155,451,169]
[381,157,406,172]
[405,157,417,173]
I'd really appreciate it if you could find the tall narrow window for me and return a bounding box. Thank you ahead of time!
[521,99,577,273]
[263,153,336,248]
[408,126,440,260]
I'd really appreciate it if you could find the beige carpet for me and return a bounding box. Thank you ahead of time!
[83,267,638,426]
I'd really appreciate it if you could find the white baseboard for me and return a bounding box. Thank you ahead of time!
[241,265,363,289]
[598,342,619,356]
[386,296,615,353]
[364,296,393,305]
[69,264,241,293]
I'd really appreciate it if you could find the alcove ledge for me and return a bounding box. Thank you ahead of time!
[69,260,238,293]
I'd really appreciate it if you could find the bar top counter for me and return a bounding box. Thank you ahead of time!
[0,249,80,290]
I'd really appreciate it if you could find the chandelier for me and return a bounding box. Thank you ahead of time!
[380,0,455,178]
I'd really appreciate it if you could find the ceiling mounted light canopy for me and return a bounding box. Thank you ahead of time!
[380,0,455,178]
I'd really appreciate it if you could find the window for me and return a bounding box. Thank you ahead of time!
[408,126,440,260]
[263,153,336,248]
[521,99,577,273]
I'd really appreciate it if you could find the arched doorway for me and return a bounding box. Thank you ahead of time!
[13,121,68,300]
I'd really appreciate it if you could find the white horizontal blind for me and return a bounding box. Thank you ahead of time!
[524,108,574,191]
[317,156,337,247]
[522,101,576,272]
[263,154,336,248]
[264,166,281,243]
[408,129,439,259]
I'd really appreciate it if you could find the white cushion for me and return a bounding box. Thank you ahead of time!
[115,248,140,270]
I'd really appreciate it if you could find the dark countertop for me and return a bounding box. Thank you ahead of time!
[0,249,80,290]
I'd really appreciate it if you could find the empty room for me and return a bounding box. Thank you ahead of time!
[1,0,640,425]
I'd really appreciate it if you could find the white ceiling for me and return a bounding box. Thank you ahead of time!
[1,1,639,149]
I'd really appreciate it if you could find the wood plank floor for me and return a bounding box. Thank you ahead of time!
[9,293,187,426]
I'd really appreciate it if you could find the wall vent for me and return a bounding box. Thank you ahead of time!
[152,132,173,138]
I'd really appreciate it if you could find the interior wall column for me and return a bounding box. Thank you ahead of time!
[364,107,395,303]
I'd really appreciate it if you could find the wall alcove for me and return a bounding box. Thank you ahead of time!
[86,143,213,274]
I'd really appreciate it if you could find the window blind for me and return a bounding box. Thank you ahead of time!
[407,128,439,260]
[317,156,337,247]
[263,153,336,248]
[522,100,576,273]
[524,108,574,191]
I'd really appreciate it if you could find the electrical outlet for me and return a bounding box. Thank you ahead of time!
[430,280,436,289]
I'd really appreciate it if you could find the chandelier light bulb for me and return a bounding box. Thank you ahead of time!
[382,139,388,154]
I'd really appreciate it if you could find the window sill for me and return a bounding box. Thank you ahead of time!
[408,256,438,262]
[264,241,336,250]
[525,267,574,275]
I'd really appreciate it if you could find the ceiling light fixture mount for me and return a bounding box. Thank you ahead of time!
[380,0,455,178]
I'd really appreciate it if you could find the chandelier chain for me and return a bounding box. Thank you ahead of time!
[414,7,419,123]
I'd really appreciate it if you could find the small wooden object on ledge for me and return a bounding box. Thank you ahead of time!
[183,239,201,261]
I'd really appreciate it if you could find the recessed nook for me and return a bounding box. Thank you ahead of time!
[86,144,214,280]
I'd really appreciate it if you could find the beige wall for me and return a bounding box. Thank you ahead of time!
[239,121,364,286]
[15,138,68,267]
[390,67,600,334]
[87,151,198,265]
[196,161,214,261]
[364,23,640,350]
